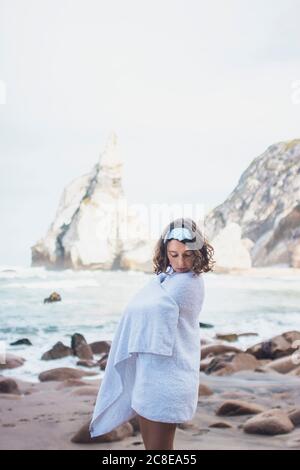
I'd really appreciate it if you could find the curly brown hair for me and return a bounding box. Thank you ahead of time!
[153,217,215,276]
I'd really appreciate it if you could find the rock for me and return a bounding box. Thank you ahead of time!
[199,322,214,329]
[215,332,258,342]
[98,354,109,370]
[31,132,151,272]
[263,354,300,374]
[243,409,294,435]
[200,357,215,372]
[0,377,21,394]
[71,421,134,443]
[209,421,233,429]
[204,139,300,268]
[43,292,61,303]
[0,353,25,370]
[198,383,214,396]
[9,338,32,346]
[201,344,242,360]
[129,416,140,432]
[216,400,265,416]
[177,421,197,430]
[41,341,73,360]
[288,408,300,426]
[71,333,93,360]
[89,341,111,355]
[76,360,98,368]
[215,334,238,342]
[246,331,300,359]
[38,367,97,382]
[288,365,300,376]
[238,332,259,338]
[205,352,259,376]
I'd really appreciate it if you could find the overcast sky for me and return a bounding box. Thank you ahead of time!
[1,0,300,266]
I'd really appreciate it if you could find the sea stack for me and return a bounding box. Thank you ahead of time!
[31,132,152,271]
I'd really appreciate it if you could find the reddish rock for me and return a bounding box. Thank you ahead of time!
[41,341,73,360]
[76,359,98,368]
[89,341,111,355]
[244,409,294,435]
[246,331,300,360]
[198,383,214,396]
[0,353,25,370]
[98,354,109,370]
[39,367,97,382]
[288,408,300,426]
[216,400,265,416]
[71,421,133,443]
[201,344,242,360]
[263,355,300,374]
[0,377,21,394]
[205,352,259,376]
[71,333,93,360]
[209,421,233,428]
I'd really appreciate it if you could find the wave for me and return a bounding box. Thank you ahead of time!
[1,279,100,289]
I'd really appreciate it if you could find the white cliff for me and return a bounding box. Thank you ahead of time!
[204,139,300,269]
[31,132,152,271]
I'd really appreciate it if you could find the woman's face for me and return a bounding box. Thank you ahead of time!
[167,240,194,273]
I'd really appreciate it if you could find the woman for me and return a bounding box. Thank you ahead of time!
[89,217,215,450]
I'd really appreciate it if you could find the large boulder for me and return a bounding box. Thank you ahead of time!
[89,341,111,355]
[71,333,93,360]
[205,352,259,376]
[41,341,73,360]
[201,344,242,360]
[216,400,265,416]
[0,353,25,370]
[246,331,300,360]
[263,354,300,374]
[0,377,21,394]
[243,410,294,435]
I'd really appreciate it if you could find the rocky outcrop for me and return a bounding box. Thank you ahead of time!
[31,136,300,271]
[41,341,73,360]
[31,132,152,271]
[204,139,300,268]
[246,330,300,359]
[204,352,259,376]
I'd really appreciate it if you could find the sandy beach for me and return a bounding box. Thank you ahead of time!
[1,330,300,450]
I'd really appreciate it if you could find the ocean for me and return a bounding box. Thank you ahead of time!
[1,265,300,382]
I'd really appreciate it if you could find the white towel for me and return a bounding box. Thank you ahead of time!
[89,267,204,437]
